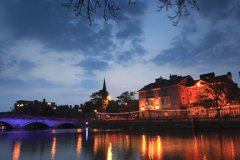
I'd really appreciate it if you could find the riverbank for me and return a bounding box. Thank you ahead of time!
[88,118,240,130]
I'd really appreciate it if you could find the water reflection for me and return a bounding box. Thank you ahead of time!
[0,129,239,160]
[107,142,112,160]
[12,141,21,160]
[51,137,56,160]
[76,134,82,158]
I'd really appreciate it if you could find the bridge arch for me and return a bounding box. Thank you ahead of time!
[0,121,14,129]
[23,122,50,129]
[57,123,77,129]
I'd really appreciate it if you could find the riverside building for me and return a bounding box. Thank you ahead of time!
[138,72,240,119]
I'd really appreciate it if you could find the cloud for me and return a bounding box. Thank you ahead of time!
[197,0,236,24]
[152,28,240,69]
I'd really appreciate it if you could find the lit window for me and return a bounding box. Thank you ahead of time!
[189,89,192,95]
[190,99,193,104]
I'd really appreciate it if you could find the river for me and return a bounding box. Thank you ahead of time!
[0,128,239,160]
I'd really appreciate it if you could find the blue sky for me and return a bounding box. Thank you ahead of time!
[0,0,240,112]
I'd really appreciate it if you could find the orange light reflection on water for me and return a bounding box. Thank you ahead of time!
[107,142,112,160]
[76,134,82,158]
[12,141,21,160]
[142,135,146,157]
[51,137,56,160]
[157,136,162,160]
[94,135,98,155]
[231,138,235,160]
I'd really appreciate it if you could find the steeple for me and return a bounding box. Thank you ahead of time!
[103,77,106,92]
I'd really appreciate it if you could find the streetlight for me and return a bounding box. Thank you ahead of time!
[94,110,98,120]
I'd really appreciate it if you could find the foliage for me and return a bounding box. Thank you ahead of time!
[82,89,109,112]
[117,91,137,112]
[62,0,199,26]
[194,80,240,117]
[106,100,121,113]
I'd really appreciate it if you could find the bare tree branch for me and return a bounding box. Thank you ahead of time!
[157,0,199,26]
[62,0,199,26]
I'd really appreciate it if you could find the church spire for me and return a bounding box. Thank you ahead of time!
[103,77,106,92]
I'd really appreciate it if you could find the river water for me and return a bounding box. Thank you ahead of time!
[0,128,239,160]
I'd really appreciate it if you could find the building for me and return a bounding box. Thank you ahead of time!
[138,72,240,119]
[14,99,56,114]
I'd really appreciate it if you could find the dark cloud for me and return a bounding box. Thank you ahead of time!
[152,29,240,68]
[117,51,132,62]
[73,59,109,77]
[194,29,226,53]
[0,77,63,89]
[0,0,149,56]
[19,60,36,72]
[115,19,144,40]
[197,0,235,23]
[0,0,116,56]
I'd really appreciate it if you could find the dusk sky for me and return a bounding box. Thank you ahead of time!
[1,0,240,112]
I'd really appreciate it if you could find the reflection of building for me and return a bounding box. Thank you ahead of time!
[14,99,56,114]
[138,72,239,118]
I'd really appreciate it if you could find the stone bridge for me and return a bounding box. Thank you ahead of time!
[0,115,85,129]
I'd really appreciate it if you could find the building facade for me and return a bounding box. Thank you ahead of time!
[14,99,57,114]
[138,72,239,119]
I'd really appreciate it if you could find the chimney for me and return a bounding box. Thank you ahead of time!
[227,72,232,78]
[43,99,45,104]
[200,72,215,80]
[170,74,177,80]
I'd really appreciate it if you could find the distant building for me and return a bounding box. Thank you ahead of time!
[14,99,56,114]
[138,72,239,118]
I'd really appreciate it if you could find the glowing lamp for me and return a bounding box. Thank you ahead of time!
[107,96,111,100]
[141,107,144,110]
[78,109,82,112]
[156,105,159,109]
[94,110,97,112]
[197,83,200,86]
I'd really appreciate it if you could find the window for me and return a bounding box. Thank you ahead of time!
[189,89,192,95]
[190,99,193,104]
[182,97,185,105]
[173,97,176,105]
[163,90,167,94]
[145,100,149,106]
[166,97,170,105]
[161,98,164,105]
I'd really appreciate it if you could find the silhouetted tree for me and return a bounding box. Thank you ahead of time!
[194,80,240,117]
[83,89,109,112]
[62,0,199,26]
[117,91,137,112]
[106,100,121,113]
